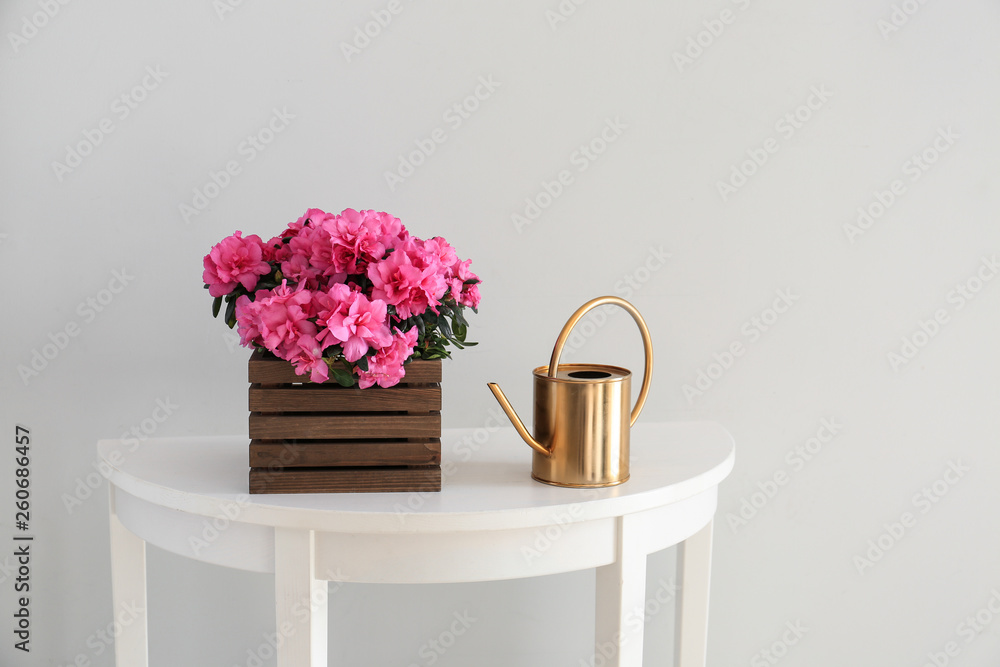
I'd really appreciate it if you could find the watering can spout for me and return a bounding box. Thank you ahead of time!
[487,383,552,457]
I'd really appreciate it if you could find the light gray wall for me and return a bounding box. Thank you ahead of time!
[3,0,999,665]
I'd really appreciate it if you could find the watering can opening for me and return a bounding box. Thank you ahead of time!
[568,370,613,379]
[537,363,630,383]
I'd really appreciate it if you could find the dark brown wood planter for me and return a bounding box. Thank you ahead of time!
[247,349,442,494]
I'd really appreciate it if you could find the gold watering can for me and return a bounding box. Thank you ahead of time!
[487,296,653,487]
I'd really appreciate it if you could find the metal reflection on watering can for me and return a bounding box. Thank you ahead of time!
[487,296,653,487]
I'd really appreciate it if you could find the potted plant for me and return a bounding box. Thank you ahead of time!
[201,207,480,493]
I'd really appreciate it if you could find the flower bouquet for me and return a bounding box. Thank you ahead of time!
[203,207,480,388]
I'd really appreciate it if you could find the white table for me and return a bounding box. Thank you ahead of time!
[100,421,734,667]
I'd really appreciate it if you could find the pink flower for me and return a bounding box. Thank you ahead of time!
[210,209,477,388]
[203,231,271,297]
[298,208,336,228]
[321,209,388,275]
[420,237,458,269]
[235,294,264,348]
[447,258,481,309]
[262,238,286,264]
[456,281,481,309]
[262,211,315,262]
[279,252,321,288]
[369,210,409,250]
[367,240,448,319]
[282,209,357,281]
[236,282,329,381]
[316,284,392,362]
[286,223,334,279]
[356,328,419,388]
[240,281,318,360]
[284,335,330,383]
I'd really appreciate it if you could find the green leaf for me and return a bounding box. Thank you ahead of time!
[329,365,357,387]
[422,339,452,359]
[438,316,454,340]
[212,296,223,318]
[355,355,369,372]
[224,296,238,328]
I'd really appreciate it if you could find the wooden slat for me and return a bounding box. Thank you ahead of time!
[248,349,441,384]
[250,384,440,413]
[249,439,441,468]
[249,466,442,494]
[249,413,441,440]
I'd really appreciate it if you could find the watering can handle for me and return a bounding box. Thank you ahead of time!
[548,296,654,426]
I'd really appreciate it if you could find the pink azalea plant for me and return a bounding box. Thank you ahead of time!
[203,208,480,388]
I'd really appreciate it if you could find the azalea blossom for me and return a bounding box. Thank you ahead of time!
[206,207,478,387]
[239,281,318,362]
[202,231,271,297]
[323,208,387,274]
[447,258,481,309]
[355,328,419,389]
[418,236,458,269]
[316,284,393,362]
[283,335,330,383]
[367,241,448,319]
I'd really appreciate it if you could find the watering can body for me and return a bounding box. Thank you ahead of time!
[488,296,653,488]
[529,363,633,486]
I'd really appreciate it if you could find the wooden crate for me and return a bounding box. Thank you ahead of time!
[247,349,442,494]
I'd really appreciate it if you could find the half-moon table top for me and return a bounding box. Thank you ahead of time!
[98,421,734,535]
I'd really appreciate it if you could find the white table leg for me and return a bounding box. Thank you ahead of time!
[274,528,328,667]
[675,519,714,667]
[595,514,647,666]
[108,487,148,667]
